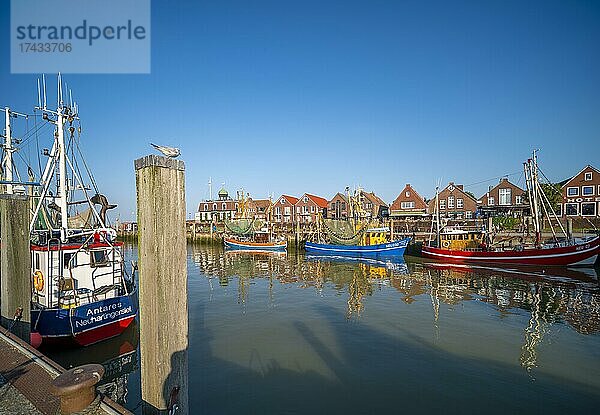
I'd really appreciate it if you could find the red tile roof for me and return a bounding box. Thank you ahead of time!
[306,194,329,208]
[281,195,299,205]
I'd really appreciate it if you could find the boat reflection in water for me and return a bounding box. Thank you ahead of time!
[193,244,600,371]
[43,319,140,407]
[421,261,599,372]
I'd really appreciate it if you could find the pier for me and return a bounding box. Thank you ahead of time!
[0,329,130,414]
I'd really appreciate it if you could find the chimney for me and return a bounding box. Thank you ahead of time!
[457,184,464,191]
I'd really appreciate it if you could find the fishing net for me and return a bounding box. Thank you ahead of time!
[224,218,259,235]
[321,219,370,245]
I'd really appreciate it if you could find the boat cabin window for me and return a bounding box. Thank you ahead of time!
[63,252,77,269]
[35,252,40,270]
[90,250,110,267]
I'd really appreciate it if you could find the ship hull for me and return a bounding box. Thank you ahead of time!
[31,294,137,347]
[422,236,600,266]
[305,237,410,256]
[224,238,287,251]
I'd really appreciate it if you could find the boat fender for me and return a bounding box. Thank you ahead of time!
[33,270,44,291]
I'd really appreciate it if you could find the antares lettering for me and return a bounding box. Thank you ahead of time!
[76,305,132,328]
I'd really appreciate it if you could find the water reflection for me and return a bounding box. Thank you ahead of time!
[192,244,600,374]
[45,320,140,407]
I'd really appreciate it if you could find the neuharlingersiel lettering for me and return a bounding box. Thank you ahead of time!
[15,19,146,46]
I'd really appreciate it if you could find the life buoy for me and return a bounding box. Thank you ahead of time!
[442,240,451,249]
[33,270,44,291]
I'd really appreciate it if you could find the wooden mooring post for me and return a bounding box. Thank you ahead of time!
[135,155,188,415]
[0,194,31,343]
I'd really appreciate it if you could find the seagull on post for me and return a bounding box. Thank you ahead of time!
[151,143,181,158]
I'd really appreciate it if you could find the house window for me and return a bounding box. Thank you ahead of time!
[342,202,346,210]
[204,204,208,211]
[296,206,300,213]
[303,197,308,203]
[515,195,522,205]
[565,203,578,216]
[581,203,596,216]
[401,201,415,209]
[310,206,314,213]
[567,187,579,197]
[448,196,454,209]
[465,211,473,219]
[405,191,410,197]
[488,197,495,206]
[582,186,594,196]
[281,198,285,204]
[222,203,226,210]
[284,207,290,215]
[213,203,217,211]
[456,213,463,219]
[275,206,281,215]
[499,188,511,205]
[440,200,446,209]
[585,172,592,181]
[457,198,464,209]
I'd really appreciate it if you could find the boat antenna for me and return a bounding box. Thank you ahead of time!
[42,74,47,110]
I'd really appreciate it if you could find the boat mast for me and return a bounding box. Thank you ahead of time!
[435,187,441,248]
[3,108,14,194]
[56,75,69,239]
[530,150,543,246]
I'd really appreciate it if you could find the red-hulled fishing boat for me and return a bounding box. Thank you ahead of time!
[422,151,600,267]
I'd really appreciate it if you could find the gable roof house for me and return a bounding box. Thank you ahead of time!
[295,193,328,223]
[560,165,600,217]
[328,192,349,220]
[273,195,299,224]
[477,178,528,217]
[427,182,478,220]
[390,184,428,218]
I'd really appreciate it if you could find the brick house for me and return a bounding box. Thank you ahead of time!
[427,182,478,219]
[477,178,528,217]
[273,195,299,224]
[390,184,428,217]
[295,193,328,223]
[560,165,600,217]
[247,198,273,222]
[328,192,348,219]
[360,191,389,219]
[196,187,239,222]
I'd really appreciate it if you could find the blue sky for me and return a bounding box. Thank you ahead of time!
[1,0,599,220]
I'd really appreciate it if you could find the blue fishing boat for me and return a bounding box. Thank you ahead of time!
[305,237,410,256]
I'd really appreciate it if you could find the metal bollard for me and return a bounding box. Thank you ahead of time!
[51,364,105,414]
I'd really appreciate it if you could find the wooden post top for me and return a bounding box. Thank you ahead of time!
[134,154,185,171]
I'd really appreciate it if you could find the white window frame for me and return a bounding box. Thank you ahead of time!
[499,188,511,206]
[515,195,522,205]
[440,200,446,209]
[448,196,455,209]
[581,202,596,216]
[488,196,495,206]
[585,172,592,181]
[582,186,594,196]
[457,198,464,209]
[565,203,578,216]
[465,211,472,219]
[567,187,579,197]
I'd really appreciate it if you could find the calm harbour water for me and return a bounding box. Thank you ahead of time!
[48,243,600,414]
